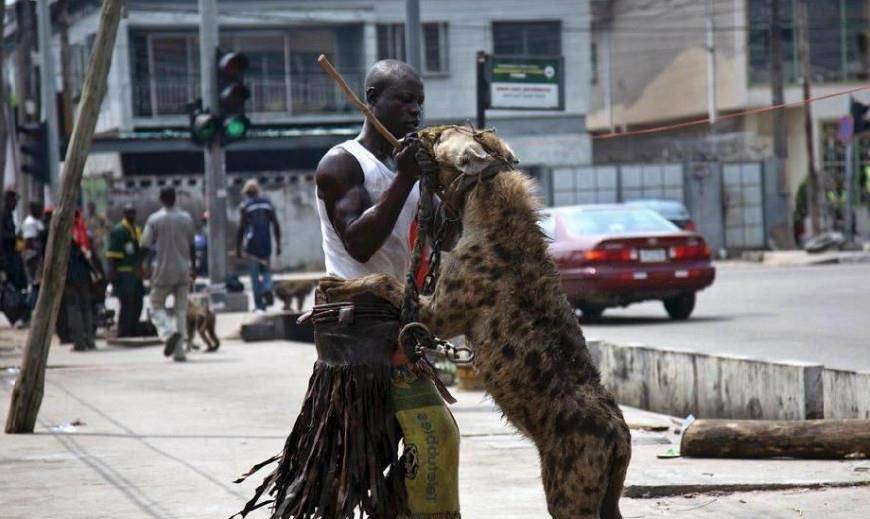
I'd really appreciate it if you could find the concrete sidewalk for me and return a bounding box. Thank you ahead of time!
[1,329,869,518]
[734,249,870,267]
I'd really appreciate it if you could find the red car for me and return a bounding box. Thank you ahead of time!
[540,204,715,320]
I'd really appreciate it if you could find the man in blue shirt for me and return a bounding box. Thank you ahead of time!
[236,180,281,313]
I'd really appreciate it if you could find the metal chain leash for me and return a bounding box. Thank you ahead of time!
[397,144,474,365]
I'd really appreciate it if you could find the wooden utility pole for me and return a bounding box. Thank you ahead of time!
[6,0,124,434]
[795,0,822,235]
[59,0,75,138]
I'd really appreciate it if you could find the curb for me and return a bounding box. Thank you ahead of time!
[623,480,870,499]
[588,339,870,420]
[739,250,870,267]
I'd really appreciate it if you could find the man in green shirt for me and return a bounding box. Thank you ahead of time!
[106,203,145,338]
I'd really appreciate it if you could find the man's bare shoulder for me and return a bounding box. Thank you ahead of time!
[316,146,364,196]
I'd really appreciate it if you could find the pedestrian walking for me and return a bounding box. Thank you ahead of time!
[140,187,196,361]
[235,179,281,313]
[0,189,29,326]
[106,203,146,337]
[21,202,45,323]
[0,189,27,291]
[63,237,98,351]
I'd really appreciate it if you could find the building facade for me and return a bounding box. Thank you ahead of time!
[584,0,870,248]
[5,0,593,270]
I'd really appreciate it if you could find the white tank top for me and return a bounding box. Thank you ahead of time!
[316,139,420,280]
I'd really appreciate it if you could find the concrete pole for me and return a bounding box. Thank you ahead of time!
[36,0,62,199]
[705,0,717,126]
[769,0,796,249]
[844,98,854,242]
[404,0,422,72]
[603,29,613,132]
[198,0,228,309]
[796,0,822,234]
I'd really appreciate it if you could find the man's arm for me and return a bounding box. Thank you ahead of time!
[139,217,155,277]
[235,208,247,258]
[269,205,282,256]
[104,227,123,281]
[316,141,421,263]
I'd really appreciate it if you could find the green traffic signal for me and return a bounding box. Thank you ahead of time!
[193,112,220,141]
[223,115,250,140]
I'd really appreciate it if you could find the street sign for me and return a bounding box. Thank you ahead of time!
[488,56,564,111]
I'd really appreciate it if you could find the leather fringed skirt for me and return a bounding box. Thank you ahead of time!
[234,292,407,519]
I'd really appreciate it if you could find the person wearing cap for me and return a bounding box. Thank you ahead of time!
[106,203,146,337]
[140,187,196,361]
[236,179,281,313]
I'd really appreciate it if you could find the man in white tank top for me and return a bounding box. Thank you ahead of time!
[315,60,461,517]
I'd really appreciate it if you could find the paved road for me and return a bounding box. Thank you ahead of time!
[581,262,870,372]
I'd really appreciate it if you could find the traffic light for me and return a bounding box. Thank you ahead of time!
[216,50,250,144]
[188,100,220,146]
[17,122,49,183]
[851,100,869,135]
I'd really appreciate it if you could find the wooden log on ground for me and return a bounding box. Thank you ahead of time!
[681,419,870,459]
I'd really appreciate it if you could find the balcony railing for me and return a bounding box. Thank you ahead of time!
[133,71,364,118]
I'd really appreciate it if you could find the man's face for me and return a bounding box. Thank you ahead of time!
[123,209,136,223]
[370,77,424,139]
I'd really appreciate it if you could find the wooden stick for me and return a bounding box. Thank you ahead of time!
[6,0,124,434]
[317,55,400,149]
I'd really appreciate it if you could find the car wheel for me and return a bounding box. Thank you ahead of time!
[663,293,696,320]
[580,306,605,319]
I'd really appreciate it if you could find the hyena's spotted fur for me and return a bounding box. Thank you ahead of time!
[323,128,631,519]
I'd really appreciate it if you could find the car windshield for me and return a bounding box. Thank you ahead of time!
[556,207,679,237]
[625,200,689,220]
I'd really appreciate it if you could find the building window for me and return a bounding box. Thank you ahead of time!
[747,0,869,84]
[130,27,365,117]
[376,22,449,74]
[493,21,562,56]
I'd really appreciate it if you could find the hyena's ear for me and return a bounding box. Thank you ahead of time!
[433,128,491,176]
[456,141,490,176]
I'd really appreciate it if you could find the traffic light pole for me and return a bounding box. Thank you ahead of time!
[198,0,228,309]
[36,0,61,198]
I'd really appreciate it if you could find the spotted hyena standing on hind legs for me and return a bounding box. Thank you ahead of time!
[323,126,631,519]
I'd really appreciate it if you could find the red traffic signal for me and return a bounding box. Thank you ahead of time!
[218,52,248,80]
[217,51,250,113]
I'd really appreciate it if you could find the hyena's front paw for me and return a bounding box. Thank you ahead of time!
[322,273,404,307]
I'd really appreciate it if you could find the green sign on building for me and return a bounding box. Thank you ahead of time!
[488,56,564,111]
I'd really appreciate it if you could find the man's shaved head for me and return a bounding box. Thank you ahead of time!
[364,59,422,102]
[362,59,424,139]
